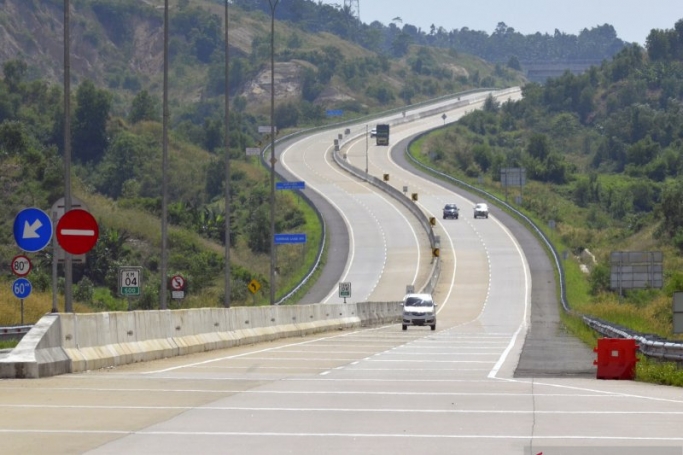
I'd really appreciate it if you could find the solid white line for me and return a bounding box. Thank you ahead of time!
[496,377,683,405]
[143,328,374,374]
[487,215,532,379]
[4,404,683,416]
[59,229,95,236]
[1,429,681,441]
[0,387,612,397]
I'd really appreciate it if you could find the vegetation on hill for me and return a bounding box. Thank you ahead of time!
[0,0,523,323]
[413,19,683,341]
[234,0,627,62]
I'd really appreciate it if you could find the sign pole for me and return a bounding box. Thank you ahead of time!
[63,0,74,313]
[52,211,58,312]
[21,298,24,325]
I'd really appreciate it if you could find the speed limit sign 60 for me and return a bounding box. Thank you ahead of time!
[11,255,32,277]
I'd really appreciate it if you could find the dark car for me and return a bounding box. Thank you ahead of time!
[442,203,459,219]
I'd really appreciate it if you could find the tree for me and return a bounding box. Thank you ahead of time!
[95,132,148,198]
[483,94,500,113]
[391,32,412,57]
[274,102,300,129]
[72,80,112,164]
[658,178,683,237]
[506,55,521,71]
[526,133,550,161]
[3,59,27,92]
[129,90,159,124]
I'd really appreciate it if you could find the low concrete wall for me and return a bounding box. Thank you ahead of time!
[0,314,71,379]
[0,302,401,379]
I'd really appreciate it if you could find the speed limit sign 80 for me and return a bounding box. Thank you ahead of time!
[11,255,32,277]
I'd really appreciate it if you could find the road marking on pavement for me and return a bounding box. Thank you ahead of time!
[0,428,682,442]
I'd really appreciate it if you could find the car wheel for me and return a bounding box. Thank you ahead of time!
[430,324,436,331]
[402,324,407,331]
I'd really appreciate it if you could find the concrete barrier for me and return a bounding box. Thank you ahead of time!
[0,314,71,379]
[0,302,401,378]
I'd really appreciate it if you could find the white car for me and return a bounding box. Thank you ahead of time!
[473,203,489,219]
[370,128,377,137]
[401,293,436,331]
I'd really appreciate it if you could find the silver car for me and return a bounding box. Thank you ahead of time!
[473,203,489,219]
[401,293,436,331]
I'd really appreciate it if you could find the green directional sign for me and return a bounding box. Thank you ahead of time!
[338,282,351,298]
[119,267,142,297]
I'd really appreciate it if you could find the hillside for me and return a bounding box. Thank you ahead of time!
[0,0,524,321]
[0,0,523,115]
[412,19,683,341]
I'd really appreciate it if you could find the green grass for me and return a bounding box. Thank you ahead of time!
[407,133,683,387]
[0,340,18,349]
[636,355,683,387]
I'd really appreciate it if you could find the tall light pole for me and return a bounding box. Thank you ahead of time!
[223,0,231,308]
[160,0,170,310]
[63,0,73,312]
[268,0,279,306]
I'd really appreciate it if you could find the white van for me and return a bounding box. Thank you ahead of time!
[401,293,436,331]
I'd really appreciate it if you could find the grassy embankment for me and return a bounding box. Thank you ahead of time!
[408,134,683,386]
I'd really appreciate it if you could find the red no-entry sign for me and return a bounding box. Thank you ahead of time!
[56,209,99,255]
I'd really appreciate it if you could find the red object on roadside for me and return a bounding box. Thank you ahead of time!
[593,338,639,380]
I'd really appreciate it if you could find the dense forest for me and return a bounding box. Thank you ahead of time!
[416,19,683,338]
[232,0,627,62]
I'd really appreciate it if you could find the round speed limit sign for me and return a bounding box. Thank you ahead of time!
[11,255,32,277]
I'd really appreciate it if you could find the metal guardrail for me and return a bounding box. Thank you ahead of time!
[0,325,33,342]
[332,130,441,295]
[402,104,683,363]
[264,88,494,304]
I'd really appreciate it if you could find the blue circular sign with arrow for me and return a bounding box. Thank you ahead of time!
[13,207,53,253]
[12,278,32,299]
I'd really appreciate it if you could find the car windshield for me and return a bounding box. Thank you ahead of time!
[405,297,433,307]
[445,204,457,209]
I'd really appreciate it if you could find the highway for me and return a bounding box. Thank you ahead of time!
[1,90,683,454]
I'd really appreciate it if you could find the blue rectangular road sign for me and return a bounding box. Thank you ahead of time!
[276,181,305,190]
[274,233,307,244]
[326,109,343,117]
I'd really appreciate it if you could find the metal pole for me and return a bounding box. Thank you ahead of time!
[21,299,24,325]
[160,0,169,309]
[224,0,231,308]
[365,124,368,173]
[63,0,73,313]
[268,0,279,306]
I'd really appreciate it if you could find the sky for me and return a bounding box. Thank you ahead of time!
[319,0,682,45]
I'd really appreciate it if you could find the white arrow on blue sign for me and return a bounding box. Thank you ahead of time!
[274,233,307,244]
[12,277,32,299]
[13,207,53,252]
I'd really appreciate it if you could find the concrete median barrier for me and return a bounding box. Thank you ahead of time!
[0,302,402,378]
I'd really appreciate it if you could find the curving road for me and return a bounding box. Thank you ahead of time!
[1,90,683,454]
